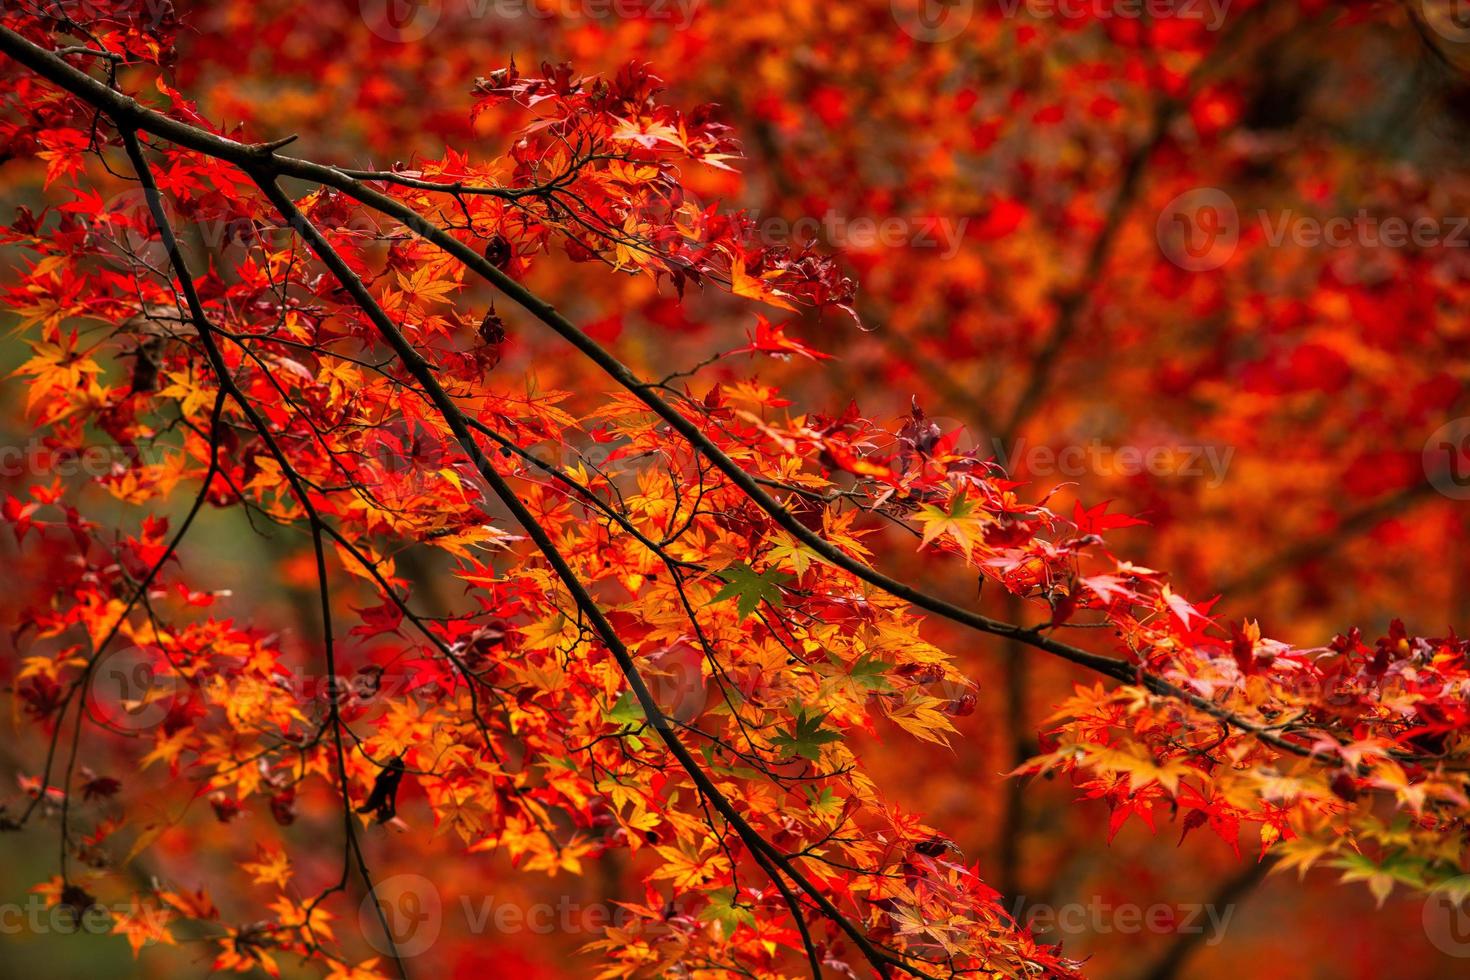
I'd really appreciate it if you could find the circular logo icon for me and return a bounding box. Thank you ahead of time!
[87,645,181,732]
[1424,418,1470,500]
[360,874,442,958]
[1157,188,1239,272]
[1423,876,1470,957]
[1420,1,1470,43]
[645,640,708,725]
[360,0,441,43]
[892,0,975,43]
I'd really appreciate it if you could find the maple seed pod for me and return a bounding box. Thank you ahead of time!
[484,235,512,269]
[58,885,98,925]
[945,693,978,717]
[270,789,297,826]
[478,310,507,346]
[209,792,243,823]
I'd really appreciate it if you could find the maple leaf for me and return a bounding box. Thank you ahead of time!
[1079,573,1142,607]
[325,960,392,980]
[269,894,334,944]
[729,255,798,311]
[1161,585,1216,633]
[14,334,102,415]
[157,367,216,419]
[697,887,756,939]
[731,315,833,361]
[766,532,823,576]
[36,128,90,187]
[836,651,891,692]
[1072,499,1148,535]
[772,709,844,761]
[916,492,991,558]
[651,840,731,890]
[395,264,458,305]
[606,690,646,726]
[1329,852,1428,908]
[883,693,958,746]
[139,729,192,771]
[708,563,791,620]
[242,845,292,889]
[112,900,177,956]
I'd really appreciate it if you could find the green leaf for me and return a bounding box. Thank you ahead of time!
[1328,850,1430,907]
[840,651,891,691]
[804,785,843,817]
[606,691,644,726]
[773,709,843,761]
[697,887,755,938]
[708,563,791,620]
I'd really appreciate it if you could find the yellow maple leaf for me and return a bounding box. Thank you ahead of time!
[157,367,217,419]
[15,335,103,415]
[140,728,191,770]
[242,844,292,889]
[269,894,334,944]
[650,841,731,890]
[394,264,459,306]
[112,900,177,956]
[730,255,798,311]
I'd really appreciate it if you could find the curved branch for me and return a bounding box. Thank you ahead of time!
[117,127,410,980]
[251,176,934,979]
[0,23,1324,766]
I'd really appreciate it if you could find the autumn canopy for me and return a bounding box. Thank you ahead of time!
[0,2,1468,978]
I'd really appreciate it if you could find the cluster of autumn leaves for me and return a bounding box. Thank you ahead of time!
[1,2,1469,979]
